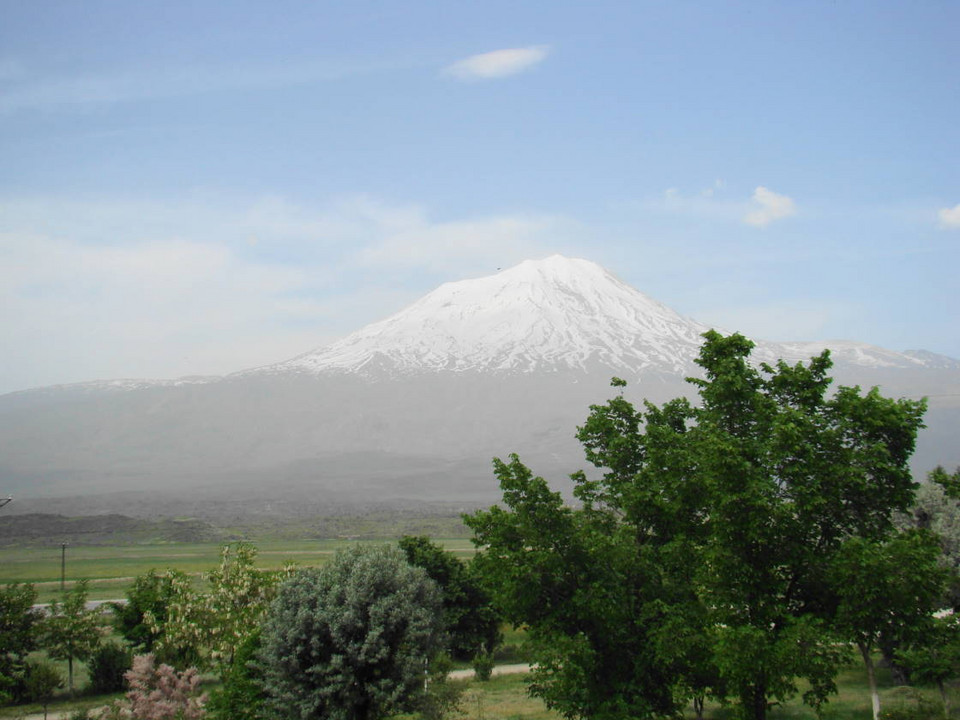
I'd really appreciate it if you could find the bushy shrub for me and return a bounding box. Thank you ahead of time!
[259,544,442,720]
[87,642,132,694]
[471,652,494,682]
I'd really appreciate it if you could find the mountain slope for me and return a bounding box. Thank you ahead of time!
[0,255,957,516]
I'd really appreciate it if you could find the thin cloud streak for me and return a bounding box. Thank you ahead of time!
[0,57,405,114]
[443,46,549,80]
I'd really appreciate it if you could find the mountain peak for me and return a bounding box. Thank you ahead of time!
[244,255,957,380]
[265,255,710,377]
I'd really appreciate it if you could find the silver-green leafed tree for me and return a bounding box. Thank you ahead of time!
[258,544,443,720]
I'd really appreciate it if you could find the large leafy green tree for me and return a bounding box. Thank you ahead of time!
[258,544,443,720]
[398,535,501,660]
[467,331,927,720]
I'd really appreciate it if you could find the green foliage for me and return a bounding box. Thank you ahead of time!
[0,582,41,704]
[398,535,501,660]
[466,331,927,720]
[929,466,960,501]
[898,472,960,608]
[40,580,104,693]
[898,614,960,717]
[258,544,443,720]
[87,642,132,695]
[832,531,946,650]
[113,570,189,657]
[205,631,269,720]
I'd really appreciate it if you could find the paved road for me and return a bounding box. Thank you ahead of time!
[448,662,532,680]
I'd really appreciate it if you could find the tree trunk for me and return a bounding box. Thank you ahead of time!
[859,641,881,720]
[67,656,74,695]
[938,679,949,719]
[753,683,767,720]
[694,694,705,720]
[743,680,767,720]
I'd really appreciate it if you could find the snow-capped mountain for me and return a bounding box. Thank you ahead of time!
[265,256,710,377]
[255,255,955,379]
[1,255,957,516]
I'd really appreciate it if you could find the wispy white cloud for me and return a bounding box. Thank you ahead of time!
[0,57,399,114]
[443,46,549,81]
[743,186,797,227]
[938,203,960,229]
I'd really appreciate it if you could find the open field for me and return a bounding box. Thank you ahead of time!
[0,537,477,604]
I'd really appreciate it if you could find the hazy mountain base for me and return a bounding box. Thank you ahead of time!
[1,364,957,519]
[0,507,477,546]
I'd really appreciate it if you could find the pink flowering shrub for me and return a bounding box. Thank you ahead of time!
[100,654,206,720]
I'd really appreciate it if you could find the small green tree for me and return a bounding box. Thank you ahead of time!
[899,614,960,718]
[40,581,104,694]
[113,570,195,663]
[830,530,947,720]
[87,642,133,695]
[417,654,465,720]
[205,632,268,720]
[0,582,42,704]
[398,535,501,660]
[258,544,443,720]
[24,660,62,720]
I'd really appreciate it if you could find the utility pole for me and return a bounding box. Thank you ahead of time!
[61,543,68,591]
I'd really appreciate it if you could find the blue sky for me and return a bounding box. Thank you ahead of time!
[1,0,957,394]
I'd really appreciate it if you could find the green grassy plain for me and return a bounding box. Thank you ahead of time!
[1,537,477,604]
